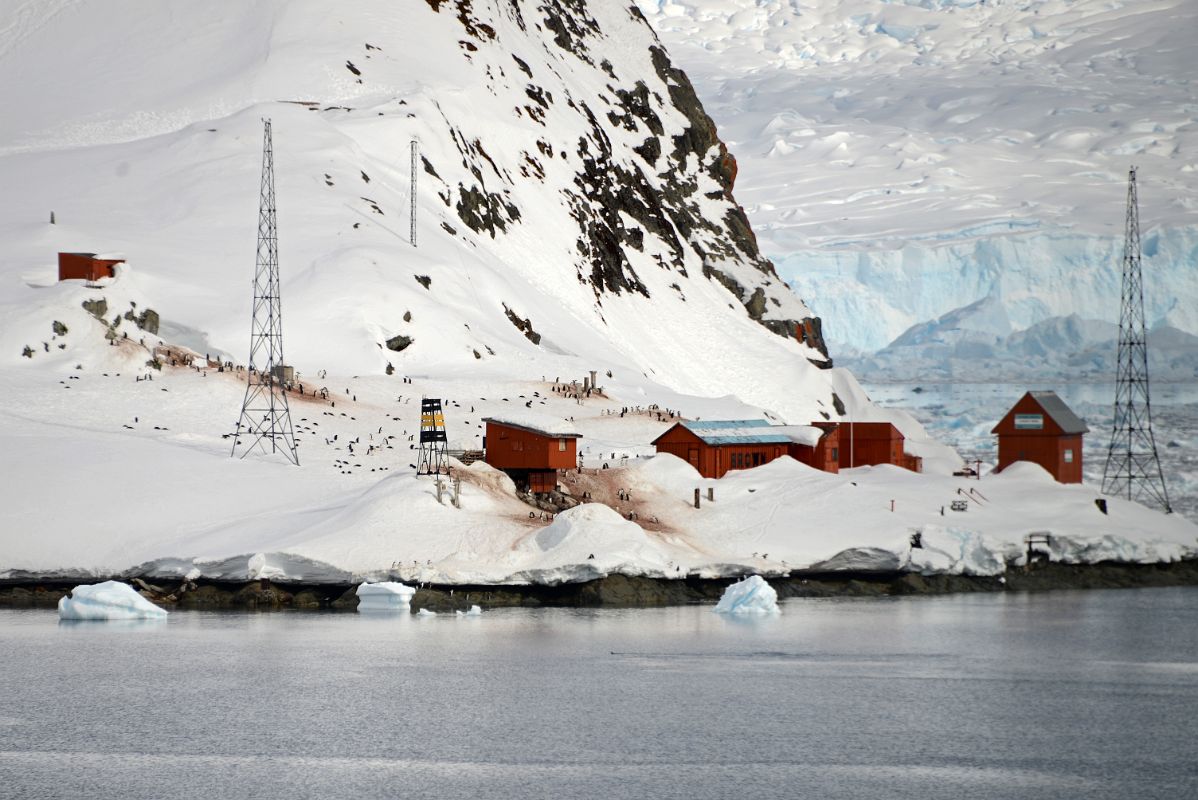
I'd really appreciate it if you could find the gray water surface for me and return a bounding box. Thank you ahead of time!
[1,590,1196,799]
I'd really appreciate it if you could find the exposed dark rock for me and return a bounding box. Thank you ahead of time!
[82,298,107,319]
[52,320,68,336]
[386,334,413,352]
[4,561,1198,613]
[135,308,159,335]
[455,184,520,237]
[608,80,663,135]
[633,136,660,166]
[540,0,599,63]
[414,275,432,290]
[502,303,541,345]
[831,393,846,416]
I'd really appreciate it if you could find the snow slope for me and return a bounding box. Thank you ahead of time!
[0,0,1190,585]
[0,0,836,411]
[635,0,1198,352]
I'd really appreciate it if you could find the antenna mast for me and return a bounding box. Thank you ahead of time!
[231,119,300,466]
[1101,167,1169,511]
[410,139,418,247]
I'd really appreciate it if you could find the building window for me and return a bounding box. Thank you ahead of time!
[558,438,567,451]
[512,440,523,451]
[832,447,838,461]
[1064,449,1073,463]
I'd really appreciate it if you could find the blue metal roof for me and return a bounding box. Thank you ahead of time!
[681,419,772,431]
[680,419,806,446]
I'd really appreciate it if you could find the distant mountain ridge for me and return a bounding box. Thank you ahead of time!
[635,0,1198,355]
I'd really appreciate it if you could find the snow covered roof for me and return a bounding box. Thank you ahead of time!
[483,417,581,439]
[679,420,825,447]
[1028,391,1089,434]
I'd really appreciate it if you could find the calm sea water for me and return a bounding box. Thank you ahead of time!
[1,590,1196,800]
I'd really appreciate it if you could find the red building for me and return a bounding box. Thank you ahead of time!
[483,418,580,494]
[991,391,1087,483]
[652,420,840,479]
[838,422,909,469]
[58,252,123,282]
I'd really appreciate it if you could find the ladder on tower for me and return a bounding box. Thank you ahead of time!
[417,398,448,475]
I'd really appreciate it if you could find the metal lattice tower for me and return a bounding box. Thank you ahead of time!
[409,139,418,247]
[231,119,300,466]
[417,398,448,475]
[1101,167,1169,511]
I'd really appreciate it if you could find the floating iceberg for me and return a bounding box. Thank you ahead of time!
[714,575,781,615]
[455,605,482,617]
[416,608,437,617]
[57,581,168,621]
[355,581,416,612]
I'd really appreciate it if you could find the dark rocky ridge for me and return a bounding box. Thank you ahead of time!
[5,560,1195,611]
[421,0,832,364]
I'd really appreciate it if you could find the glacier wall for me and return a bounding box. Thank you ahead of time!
[776,225,1198,352]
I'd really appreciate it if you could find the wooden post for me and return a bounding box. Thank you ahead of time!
[707,487,714,502]
[435,476,443,504]
[694,488,700,509]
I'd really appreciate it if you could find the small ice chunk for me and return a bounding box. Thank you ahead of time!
[355,581,416,612]
[455,605,482,617]
[58,581,168,621]
[417,607,437,616]
[714,575,780,615]
[247,553,286,581]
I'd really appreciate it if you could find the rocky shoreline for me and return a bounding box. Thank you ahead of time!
[2,559,1197,612]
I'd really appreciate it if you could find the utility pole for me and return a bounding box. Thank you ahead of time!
[231,119,299,466]
[410,139,418,247]
[1101,167,1169,511]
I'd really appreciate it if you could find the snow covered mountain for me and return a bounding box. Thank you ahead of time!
[635,0,1198,354]
[0,0,842,421]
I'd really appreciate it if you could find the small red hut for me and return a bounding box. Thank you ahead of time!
[991,391,1087,483]
[483,417,580,494]
[58,252,124,282]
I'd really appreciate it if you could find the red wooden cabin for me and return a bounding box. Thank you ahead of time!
[652,420,839,479]
[838,422,907,469]
[58,252,123,282]
[483,418,580,494]
[991,391,1087,483]
[799,423,840,473]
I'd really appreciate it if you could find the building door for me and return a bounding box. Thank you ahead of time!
[688,448,699,470]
